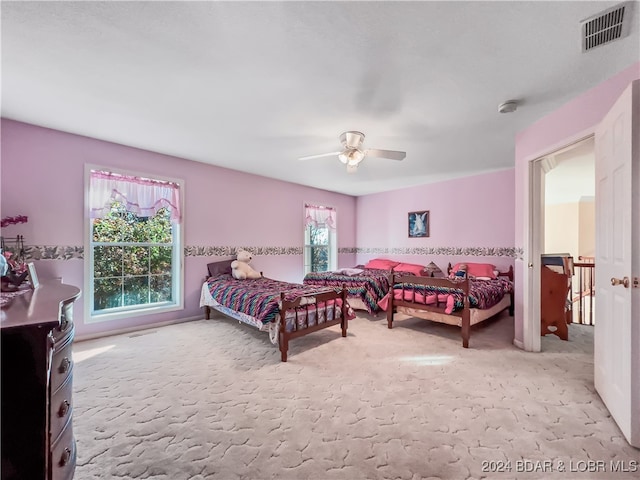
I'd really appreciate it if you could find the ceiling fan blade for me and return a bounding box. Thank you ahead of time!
[365,148,406,161]
[346,164,359,174]
[298,151,341,161]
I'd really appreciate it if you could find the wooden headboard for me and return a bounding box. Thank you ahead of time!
[446,262,514,280]
[206,259,234,278]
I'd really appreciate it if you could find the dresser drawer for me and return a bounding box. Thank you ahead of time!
[50,367,73,443]
[53,302,74,343]
[50,416,76,480]
[51,330,74,393]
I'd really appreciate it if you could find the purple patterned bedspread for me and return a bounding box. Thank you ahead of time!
[392,277,514,311]
[303,268,393,313]
[207,274,343,324]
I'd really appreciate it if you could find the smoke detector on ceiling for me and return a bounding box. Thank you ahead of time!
[581,1,633,52]
[498,100,518,114]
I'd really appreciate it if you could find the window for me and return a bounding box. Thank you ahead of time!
[87,168,183,321]
[304,204,337,274]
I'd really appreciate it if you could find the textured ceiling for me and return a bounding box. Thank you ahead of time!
[1,1,638,196]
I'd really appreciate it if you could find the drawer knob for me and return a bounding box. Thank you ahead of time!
[58,400,70,417]
[60,447,72,466]
[59,357,71,374]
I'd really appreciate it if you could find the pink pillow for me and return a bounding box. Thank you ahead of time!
[451,262,497,279]
[365,258,400,270]
[394,262,426,276]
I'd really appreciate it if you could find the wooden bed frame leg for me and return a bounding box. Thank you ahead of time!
[279,332,288,362]
[461,308,470,348]
[386,273,394,328]
[205,306,211,320]
[386,290,394,328]
[341,286,348,337]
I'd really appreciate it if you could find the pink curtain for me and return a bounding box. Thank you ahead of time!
[305,204,336,230]
[89,170,181,222]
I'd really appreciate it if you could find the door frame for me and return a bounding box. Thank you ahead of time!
[524,130,594,351]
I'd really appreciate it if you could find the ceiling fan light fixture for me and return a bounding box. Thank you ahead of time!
[339,148,364,165]
[299,131,405,172]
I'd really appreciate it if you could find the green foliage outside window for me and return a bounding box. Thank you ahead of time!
[308,224,329,272]
[92,202,173,312]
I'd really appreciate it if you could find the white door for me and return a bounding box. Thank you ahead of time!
[594,80,639,447]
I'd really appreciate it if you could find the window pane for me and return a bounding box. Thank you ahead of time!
[123,276,149,306]
[309,225,328,245]
[150,274,173,302]
[123,246,149,276]
[311,246,328,272]
[94,246,123,278]
[150,246,172,275]
[94,277,123,311]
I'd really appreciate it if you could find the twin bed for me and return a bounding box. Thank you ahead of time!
[379,264,514,348]
[200,259,352,361]
[302,267,393,313]
[302,258,442,313]
[200,258,514,359]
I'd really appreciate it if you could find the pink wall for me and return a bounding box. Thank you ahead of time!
[356,168,516,272]
[513,61,640,344]
[0,119,357,338]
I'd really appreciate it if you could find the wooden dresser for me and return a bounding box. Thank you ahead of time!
[1,282,81,480]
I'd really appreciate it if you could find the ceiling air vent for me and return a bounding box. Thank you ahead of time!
[581,2,633,52]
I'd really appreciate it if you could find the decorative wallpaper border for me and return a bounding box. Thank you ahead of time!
[354,247,519,258]
[24,246,84,260]
[185,246,302,257]
[19,245,523,260]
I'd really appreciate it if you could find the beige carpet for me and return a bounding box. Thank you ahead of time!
[72,311,639,480]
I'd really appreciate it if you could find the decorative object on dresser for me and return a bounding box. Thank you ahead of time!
[1,281,81,480]
[1,235,29,291]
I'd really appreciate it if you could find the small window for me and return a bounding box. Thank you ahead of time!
[304,204,337,274]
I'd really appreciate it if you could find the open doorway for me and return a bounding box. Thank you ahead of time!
[532,135,596,351]
[545,137,596,327]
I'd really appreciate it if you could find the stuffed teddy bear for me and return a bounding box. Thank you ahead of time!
[231,250,262,280]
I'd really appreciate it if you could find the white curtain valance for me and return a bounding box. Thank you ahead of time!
[89,170,181,222]
[305,204,336,230]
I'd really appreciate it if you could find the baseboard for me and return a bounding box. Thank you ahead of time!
[513,338,525,350]
[74,314,204,342]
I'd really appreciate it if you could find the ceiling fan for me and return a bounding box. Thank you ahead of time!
[299,131,406,173]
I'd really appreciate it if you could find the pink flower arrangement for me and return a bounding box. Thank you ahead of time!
[1,215,28,228]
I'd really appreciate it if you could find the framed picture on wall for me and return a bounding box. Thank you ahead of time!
[408,210,430,238]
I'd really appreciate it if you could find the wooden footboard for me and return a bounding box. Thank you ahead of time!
[279,288,348,362]
[386,274,472,347]
[386,266,514,347]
